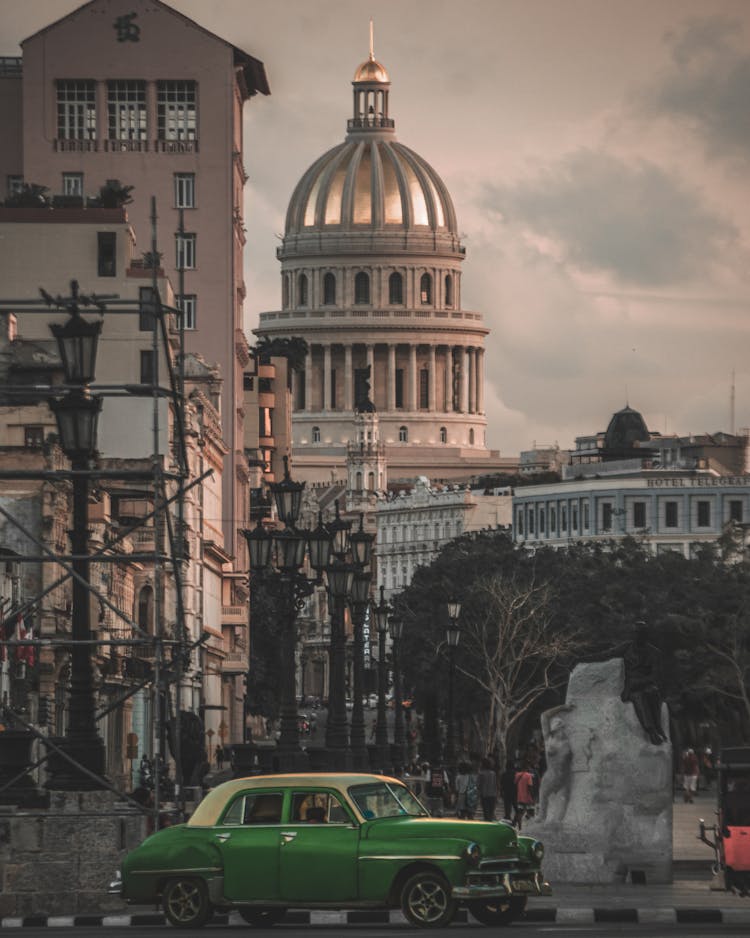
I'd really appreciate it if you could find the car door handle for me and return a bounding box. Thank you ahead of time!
[280,831,297,844]
[215,832,231,843]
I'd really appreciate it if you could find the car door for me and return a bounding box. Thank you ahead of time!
[278,789,360,902]
[214,789,284,902]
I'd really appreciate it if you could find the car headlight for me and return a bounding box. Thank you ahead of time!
[464,842,482,866]
[532,840,544,861]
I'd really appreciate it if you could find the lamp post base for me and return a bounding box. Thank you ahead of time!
[44,736,107,791]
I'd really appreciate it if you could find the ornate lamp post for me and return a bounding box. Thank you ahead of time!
[46,296,106,789]
[349,515,374,771]
[324,502,353,765]
[445,600,462,775]
[373,586,391,771]
[389,615,405,774]
[243,460,332,772]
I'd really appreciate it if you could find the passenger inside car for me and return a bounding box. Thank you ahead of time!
[306,805,326,823]
[244,793,282,824]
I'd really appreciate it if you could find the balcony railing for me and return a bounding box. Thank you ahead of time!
[222,604,246,625]
[52,138,199,154]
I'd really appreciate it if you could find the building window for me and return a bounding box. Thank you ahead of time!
[399,425,408,442]
[354,271,370,305]
[665,501,679,528]
[62,173,83,196]
[633,501,646,528]
[282,275,290,309]
[550,507,557,531]
[56,80,96,140]
[176,233,196,269]
[24,426,44,448]
[445,274,453,307]
[602,503,613,532]
[174,173,195,208]
[298,273,308,306]
[517,510,524,535]
[697,500,711,527]
[539,508,546,534]
[107,80,147,140]
[323,272,336,305]
[440,426,447,444]
[420,272,432,304]
[140,350,156,385]
[561,506,567,531]
[157,81,197,140]
[528,508,535,534]
[419,368,429,409]
[312,426,321,443]
[389,271,403,305]
[330,368,336,407]
[7,175,23,197]
[97,231,116,277]
[176,294,196,330]
[583,502,590,530]
[729,500,743,523]
[469,428,475,445]
[395,369,404,408]
[572,505,578,530]
[137,585,154,634]
[138,286,158,330]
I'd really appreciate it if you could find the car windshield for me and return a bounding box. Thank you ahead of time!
[348,781,429,819]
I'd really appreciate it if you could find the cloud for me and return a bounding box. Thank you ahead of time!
[479,149,737,287]
[646,16,750,164]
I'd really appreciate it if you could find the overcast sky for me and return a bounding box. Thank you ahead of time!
[3,0,749,457]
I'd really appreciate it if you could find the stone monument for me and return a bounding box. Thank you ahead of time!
[526,654,672,884]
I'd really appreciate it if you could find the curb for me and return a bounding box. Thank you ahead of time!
[3,907,750,927]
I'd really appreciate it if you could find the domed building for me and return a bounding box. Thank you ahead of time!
[255,43,514,483]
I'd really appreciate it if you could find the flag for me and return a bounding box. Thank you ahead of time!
[24,620,36,668]
[15,615,36,668]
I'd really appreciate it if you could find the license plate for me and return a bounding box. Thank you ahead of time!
[511,878,535,893]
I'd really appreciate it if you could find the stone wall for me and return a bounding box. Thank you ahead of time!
[526,658,672,884]
[0,791,146,917]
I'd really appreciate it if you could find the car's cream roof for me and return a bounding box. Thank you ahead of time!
[188,772,400,827]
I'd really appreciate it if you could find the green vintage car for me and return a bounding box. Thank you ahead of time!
[110,772,550,928]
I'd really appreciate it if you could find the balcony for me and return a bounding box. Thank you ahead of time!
[221,649,247,674]
[222,604,246,626]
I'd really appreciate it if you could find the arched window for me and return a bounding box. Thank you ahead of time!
[469,428,474,445]
[389,271,403,305]
[323,272,336,305]
[282,274,290,309]
[355,471,362,490]
[312,426,321,443]
[420,272,432,304]
[354,271,370,305]
[298,273,308,306]
[440,426,447,444]
[445,274,453,307]
[137,585,154,635]
[399,425,408,442]
[368,471,375,490]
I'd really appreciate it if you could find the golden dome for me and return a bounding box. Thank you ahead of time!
[353,56,389,83]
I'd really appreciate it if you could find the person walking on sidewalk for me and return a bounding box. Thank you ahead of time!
[681,747,699,803]
[514,765,536,829]
[500,761,517,820]
[477,757,497,821]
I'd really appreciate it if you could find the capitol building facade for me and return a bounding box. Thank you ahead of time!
[256,44,514,483]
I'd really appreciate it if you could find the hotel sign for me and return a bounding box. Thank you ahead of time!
[646,476,750,488]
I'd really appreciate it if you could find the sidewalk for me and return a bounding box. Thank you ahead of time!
[2,790,748,928]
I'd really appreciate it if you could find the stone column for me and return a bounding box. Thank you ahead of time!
[387,344,396,411]
[344,344,353,411]
[408,344,417,411]
[428,344,437,411]
[460,347,469,413]
[477,348,485,414]
[305,345,313,411]
[323,343,332,411]
[467,349,476,413]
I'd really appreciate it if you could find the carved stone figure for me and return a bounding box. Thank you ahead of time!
[537,706,573,824]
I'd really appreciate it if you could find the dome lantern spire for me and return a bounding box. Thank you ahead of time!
[349,20,394,135]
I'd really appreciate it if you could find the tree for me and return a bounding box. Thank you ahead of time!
[254,336,308,372]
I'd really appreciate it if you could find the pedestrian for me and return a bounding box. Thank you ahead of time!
[500,761,516,820]
[215,745,224,769]
[682,747,699,803]
[477,756,498,821]
[513,764,536,829]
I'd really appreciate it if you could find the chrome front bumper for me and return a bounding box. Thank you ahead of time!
[452,870,551,900]
[108,870,123,896]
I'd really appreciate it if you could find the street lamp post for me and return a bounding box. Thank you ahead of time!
[243,460,332,772]
[389,615,405,774]
[445,600,462,776]
[349,515,374,771]
[324,502,353,766]
[46,291,107,790]
[373,586,391,772]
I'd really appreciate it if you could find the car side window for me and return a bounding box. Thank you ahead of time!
[292,791,349,824]
[241,792,283,824]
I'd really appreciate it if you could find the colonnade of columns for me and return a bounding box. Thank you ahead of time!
[298,341,485,414]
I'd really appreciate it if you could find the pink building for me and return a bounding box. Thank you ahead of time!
[0,0,270,559]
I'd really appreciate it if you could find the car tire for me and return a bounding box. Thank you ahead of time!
[468,895,527,926]
[162,877,212,928]
[237,908,287,927]
[400,871,457,928]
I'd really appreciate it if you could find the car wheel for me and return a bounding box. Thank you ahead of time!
[400,871,457,928]
[237,908,287,927]
[162,877,212,928]
[468,895,527,926]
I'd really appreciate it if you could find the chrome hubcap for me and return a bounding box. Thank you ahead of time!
[166,881,202,923]
[409,881,448,922]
